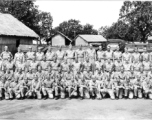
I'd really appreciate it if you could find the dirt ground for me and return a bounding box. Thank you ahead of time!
[0,98,152,120]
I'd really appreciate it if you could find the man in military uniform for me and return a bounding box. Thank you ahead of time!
[45,47,56,64]
[76,45,85,63]
[89,76,100,99]
[0,46,13,63]
[78,77,90,100]
[25,46,35,65]
[56,46,65,63]
[36,48,44,62]
[14,47,25,65]
[41,75,54,99]
[31,75,41,99]
[66,79,78,99]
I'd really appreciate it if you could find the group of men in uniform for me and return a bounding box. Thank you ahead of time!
[0,45,152,100]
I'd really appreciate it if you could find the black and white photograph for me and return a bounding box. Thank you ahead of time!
[0,0,152,120]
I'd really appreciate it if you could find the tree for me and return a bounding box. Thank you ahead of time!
[0,0,53,43]
[38,12,53,43]
[55,19,83,40]
[119,1,152,42]
[99,20,130,41]
[55,20,98,42]
[82,24,98,35]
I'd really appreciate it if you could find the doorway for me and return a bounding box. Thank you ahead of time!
[16,39,20,48]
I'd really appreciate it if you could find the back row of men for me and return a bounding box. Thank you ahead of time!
[0,45,152,100]
[1,45,152,72]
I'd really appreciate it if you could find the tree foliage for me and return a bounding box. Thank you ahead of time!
[119,1,152,42]
[100,1,152,42]
[99,20,131,41]
[54,19,98,41]
[0,0,53,42]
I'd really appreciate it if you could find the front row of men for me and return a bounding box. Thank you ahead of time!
[0,64,152,100]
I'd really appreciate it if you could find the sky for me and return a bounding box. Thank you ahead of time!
[35,1,124,30]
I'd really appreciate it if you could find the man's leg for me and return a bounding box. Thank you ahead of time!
[119,88,124,99]
[129,90,134,99]
[36,90,42,100]
[134,87,138,99]
[42,87,47,99]
[0,88,3,100]
[9,88,14,99]
[46,88,54,99]
[84,87,90,99]
[108,89,115,100]
[124,88,129,99]
[137,88,143,99]
[60,87,65,99]
[115,88,119,99]
[79,87,84,99]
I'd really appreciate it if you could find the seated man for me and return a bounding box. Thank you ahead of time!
[142,78,151,99]
[8,76,20,100]
[101,77,115,100]
[31,75,41,99]
[54,75,66,100]
[41,75,54,99]
[0,76,5,100]
[89,76,100,100]
[133,76,143,99]
[123,78,133,99]
[66,79,78,99]
[112,78,124,99]
[78,77,90,100]
[17,77,29,99]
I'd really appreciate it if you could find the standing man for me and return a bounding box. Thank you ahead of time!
[97,46,105,62]
[1,46,13,62]
[85,44,96,63]
[25,47,35,65]
[56,46,65,63]
[14,47,25,65]
[113,46,122,62]
[36,48,44,62]
[122,47,132,63]
[132,48,141,63]
[104,46,113,61]
[45,47,56,64]
[65,45,75,64]
[76,45,85,63]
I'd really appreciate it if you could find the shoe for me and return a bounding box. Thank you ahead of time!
[80,97,83,100]
[43,96,47,100]
[55,97,59,100]
[92,97,95,100]
[68,97,71,100]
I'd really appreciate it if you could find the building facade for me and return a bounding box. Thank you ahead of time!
[0,13,39,55]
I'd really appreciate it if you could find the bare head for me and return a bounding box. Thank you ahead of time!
[99,46,102,51]
[116,46,119,51]
[69,44,72,50]
[125,47,128,52]
[89,44,93,49]
[48,47,52,52]
[120,66,124,73]
[18,47,21,52]
[38,66,42,72]
[59,46,62,51]
[4,46,8,52]
[79,45,82,50]
[29,46,32,52]
[107,46,110,51]
[38,48,41,52]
